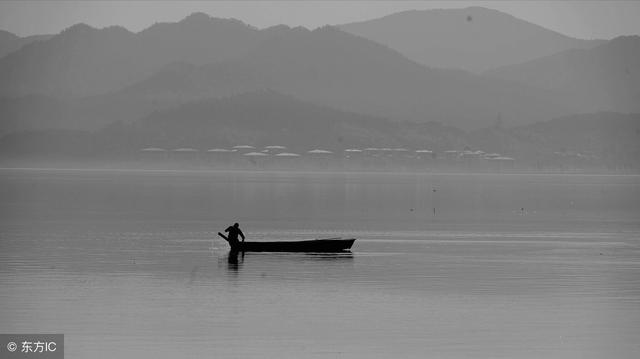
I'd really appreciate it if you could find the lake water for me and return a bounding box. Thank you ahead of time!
[1,168,639,358]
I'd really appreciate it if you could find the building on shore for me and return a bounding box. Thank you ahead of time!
[415,150,435,170]
[274,152,301,169]
[307,149,334,169]
[343,149,364,170]
[243,151,269,168]
[171,148,199,163]
[139,147,168,162]
[263,145,287,154]
[232,145,256,154]
[206,148,237,167]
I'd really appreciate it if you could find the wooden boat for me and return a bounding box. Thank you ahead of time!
[218,232,355,252]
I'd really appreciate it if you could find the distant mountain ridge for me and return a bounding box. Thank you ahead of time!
[486,35,640,113]
[4,94,638,171]
[0,95,73,134]
[132,90,468,150]
[103,24,573,130]
[0,10,635,134]
[0,13,262,97]
[0,90,469,157]
[0,29,52,59]
[339,6,603,72]
[0,21,575,131]
[469,111,640,169]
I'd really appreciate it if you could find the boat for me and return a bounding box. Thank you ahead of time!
[218,232,355,252]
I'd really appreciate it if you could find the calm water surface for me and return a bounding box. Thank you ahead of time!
[1,168,639,358]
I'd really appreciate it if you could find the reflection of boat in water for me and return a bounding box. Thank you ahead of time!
[222,247,353,276]
[218,232,355,252]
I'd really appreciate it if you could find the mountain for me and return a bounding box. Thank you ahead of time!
[130,90,467,150]
[0,95,75,134]
[468,111,640,169]
[486,36,640,113]
[0,30,20,57]
[339,7,603,72]
[4,97,637,172]
[519,112,640,155]
[0,13,582,130]
[107,25,573,130]
[0,13,261,98]
[0,30,51,59]
[0,91,468,158]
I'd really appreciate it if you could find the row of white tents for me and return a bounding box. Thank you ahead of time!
[141,148,329,157]
[141,146,426,155]
[140,146,514,161]
[138,146,516,171]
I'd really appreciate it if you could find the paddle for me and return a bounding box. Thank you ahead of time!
[218,231,245,243]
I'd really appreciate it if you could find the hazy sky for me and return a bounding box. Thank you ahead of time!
[1,1,639,40]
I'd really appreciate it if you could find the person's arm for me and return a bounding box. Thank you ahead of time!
[239,229,245,242]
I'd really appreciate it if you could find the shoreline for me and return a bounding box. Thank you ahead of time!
[1,161,637,176]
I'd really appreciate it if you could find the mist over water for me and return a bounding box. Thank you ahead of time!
[1,168,639,358]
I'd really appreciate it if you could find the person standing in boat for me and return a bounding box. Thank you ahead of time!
[225,222,245,246]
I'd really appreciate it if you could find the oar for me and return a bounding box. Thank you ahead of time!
[218,232,244,252]
[217,232,229,242]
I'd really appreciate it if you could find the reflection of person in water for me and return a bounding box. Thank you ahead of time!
[224,222,245,246]
[227,250,244,272]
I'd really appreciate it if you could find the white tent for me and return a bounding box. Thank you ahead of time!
[307,149,334,154]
